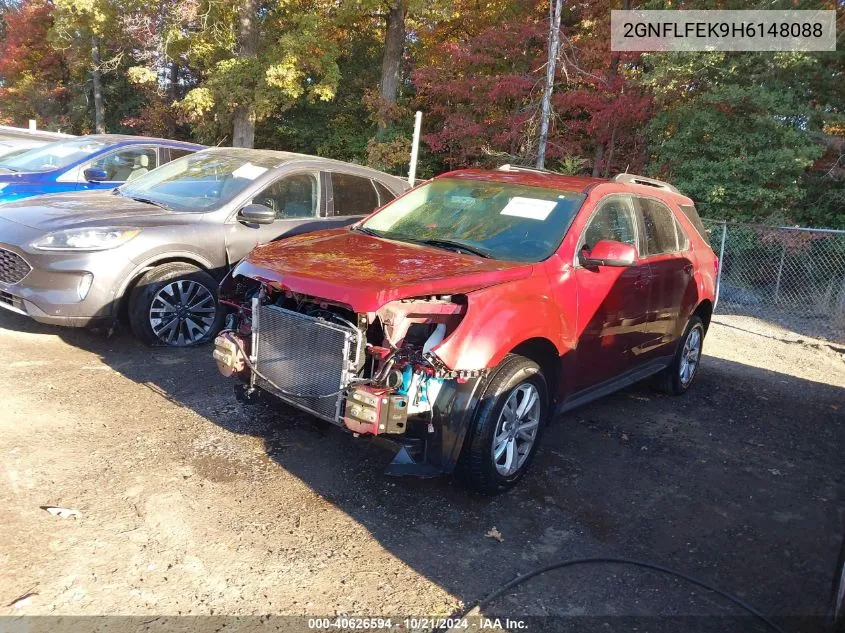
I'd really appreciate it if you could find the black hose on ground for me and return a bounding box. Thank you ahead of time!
[438,557,787,633]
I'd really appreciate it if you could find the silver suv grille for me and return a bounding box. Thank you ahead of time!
[0,248,31,285]
[254,304,361,423]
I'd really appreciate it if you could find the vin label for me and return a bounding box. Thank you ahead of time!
[611,10,836,52]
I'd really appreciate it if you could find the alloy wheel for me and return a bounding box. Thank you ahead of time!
[149,279,216,346]
[491,382,541,477]
[679,324,703,387]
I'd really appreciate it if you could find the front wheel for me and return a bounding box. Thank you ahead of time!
[128,263,223,347]
[460,354,548,495]
[655,315,705,395]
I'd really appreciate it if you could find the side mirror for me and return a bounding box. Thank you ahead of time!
[238,203,276,225]
[83,168,109,182]
[579,239,638,268]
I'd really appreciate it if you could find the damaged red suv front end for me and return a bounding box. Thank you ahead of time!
[213,223,544,478]
[214,168,717,493]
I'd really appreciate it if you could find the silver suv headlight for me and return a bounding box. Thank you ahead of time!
[32,228,140,251]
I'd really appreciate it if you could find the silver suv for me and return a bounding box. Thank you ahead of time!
[0,148,408,346]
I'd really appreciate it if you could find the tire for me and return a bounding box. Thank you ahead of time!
[459,354,548,495]
[654,315,705,395]
[128,262,223,347]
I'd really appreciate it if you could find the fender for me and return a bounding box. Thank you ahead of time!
[115,250,217,300]
[432,274,566,372]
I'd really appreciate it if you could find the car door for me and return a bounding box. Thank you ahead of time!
[78,146,160,191]
[224,170,326,263]
[573,194,654,391]
[635,196,695,356]
[328,171,386,225]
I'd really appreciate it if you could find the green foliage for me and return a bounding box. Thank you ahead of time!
[175,2,341,145]
[646,52,834,225]
[551,156,589,176]
[649,82,822,221]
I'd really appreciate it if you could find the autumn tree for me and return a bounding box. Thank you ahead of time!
[118,0,197,137]
[50,0,125,132]
[177,0,341,148]
[0,0,73,128]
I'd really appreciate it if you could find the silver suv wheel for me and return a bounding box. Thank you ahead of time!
[679,323,703,387]
[491,382,541,477]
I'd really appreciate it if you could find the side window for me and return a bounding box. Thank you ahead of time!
[580,196,638,253]
[166,147,195,163]
[251,173,318,220]
[332,172,380,216]
[679,203,708,241]
[639,198,682,255]
[373,180,396,206]
[90,147,158,182]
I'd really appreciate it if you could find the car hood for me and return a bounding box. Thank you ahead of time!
[0,191,187,231]
[234,228,534,313]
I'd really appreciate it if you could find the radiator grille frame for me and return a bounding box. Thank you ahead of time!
[253,302,362,424]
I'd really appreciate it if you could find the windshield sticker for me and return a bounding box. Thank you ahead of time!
[232,163,268,180]
[500,197,558,221]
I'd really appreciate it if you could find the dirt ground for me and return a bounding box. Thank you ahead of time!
[1,310,843,631]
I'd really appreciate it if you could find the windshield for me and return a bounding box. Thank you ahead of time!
[0,138,109,172]
[362,178,586,262]
[118,152,278,212]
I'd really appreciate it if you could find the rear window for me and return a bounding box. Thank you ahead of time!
[679,203,708,241]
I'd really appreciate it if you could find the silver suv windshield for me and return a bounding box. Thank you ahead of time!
[119,152,278,212]
[0,138,108,172]
[361,178,586,262]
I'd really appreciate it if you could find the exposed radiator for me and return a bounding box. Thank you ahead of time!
[253,303,361,424]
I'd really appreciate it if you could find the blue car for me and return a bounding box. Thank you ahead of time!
[0,134,204,203]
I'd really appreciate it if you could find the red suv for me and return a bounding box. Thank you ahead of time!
[214,166,717,493]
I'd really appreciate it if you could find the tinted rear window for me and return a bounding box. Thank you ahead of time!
[679,203,708,240]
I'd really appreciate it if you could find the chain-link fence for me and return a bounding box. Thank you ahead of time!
[702,219,845,341]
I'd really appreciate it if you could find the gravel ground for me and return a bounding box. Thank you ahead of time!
[0,311,843,631]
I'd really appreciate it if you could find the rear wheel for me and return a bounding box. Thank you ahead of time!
[655,315,704,395]
[460,354,547,495]
[128,263,223,347]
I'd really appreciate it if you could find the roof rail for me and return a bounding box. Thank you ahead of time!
[612,173,679,194]
[498,163,553,174]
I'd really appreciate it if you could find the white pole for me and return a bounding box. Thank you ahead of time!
[408,110,422,187]
[28,119,37,131]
